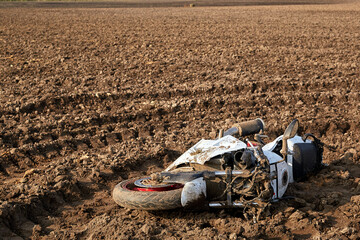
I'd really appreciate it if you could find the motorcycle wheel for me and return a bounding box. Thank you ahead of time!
[112,178,183,210]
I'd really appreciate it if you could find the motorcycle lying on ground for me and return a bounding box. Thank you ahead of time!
[113,119,324,214]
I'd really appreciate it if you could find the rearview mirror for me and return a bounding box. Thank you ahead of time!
[281,119,299,158]
[283,119,299,139]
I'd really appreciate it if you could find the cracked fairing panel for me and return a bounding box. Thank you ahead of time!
[165,135,247,171]
[262,135,283,152]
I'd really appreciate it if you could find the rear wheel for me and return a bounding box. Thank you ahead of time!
[112,178,183,210]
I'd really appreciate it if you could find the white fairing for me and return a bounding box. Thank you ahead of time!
[263,135,283,152]
[181,177,207,207]
[165,135,246,171]
[270,161,290,199]
[263,150,282,164]
[264,151,289,199]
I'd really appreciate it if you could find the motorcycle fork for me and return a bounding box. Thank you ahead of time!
[226,167,232,206]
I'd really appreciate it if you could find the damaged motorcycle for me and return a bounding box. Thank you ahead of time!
[113,119,324,212]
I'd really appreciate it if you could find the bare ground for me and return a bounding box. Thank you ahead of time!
[0,1,359,239]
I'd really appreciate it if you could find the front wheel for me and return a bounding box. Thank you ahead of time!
[112,177,184,210]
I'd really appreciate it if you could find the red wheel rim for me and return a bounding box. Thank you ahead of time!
[124,179,183,192]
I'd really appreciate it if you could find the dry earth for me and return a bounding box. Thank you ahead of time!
[0,1,359,239]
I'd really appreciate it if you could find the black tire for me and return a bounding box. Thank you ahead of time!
[112,178,183,210]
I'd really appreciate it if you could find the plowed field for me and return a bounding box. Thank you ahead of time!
[0,1,359,239]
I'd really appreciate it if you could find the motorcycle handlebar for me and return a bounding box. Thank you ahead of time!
[223,118,265,137]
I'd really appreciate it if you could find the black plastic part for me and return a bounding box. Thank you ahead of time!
[240,150,256,169]
[223,153,234,169]
[292,143,322,181]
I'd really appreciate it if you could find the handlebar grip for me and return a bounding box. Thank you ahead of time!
[224,118,265,137]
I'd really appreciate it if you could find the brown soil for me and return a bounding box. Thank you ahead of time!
[0,0,354,9]
[0,1,359,239]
